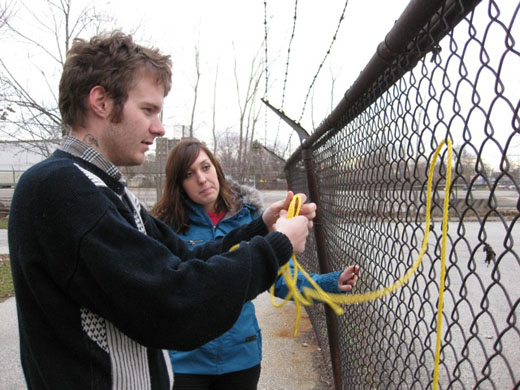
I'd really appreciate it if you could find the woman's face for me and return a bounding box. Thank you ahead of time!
[182,150,220,212]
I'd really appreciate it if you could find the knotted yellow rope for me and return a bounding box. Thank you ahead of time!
[268,194,345,337]
[268,139,452,389]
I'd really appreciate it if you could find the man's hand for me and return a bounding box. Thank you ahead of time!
[263,191,317,231]
[338,265,361,292]
[273,210,310,254]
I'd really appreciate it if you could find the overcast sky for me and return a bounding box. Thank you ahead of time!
[105,0,412,155]
[2,0,411,157]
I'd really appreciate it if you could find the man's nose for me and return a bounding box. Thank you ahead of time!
[150,116,165,137]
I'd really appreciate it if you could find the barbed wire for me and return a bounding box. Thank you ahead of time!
[297,0,350,123]
[264,0,350,159]
[283,0,351,158]
[263,1,269,101]
[273,0,299,151]
[263,0,269,146]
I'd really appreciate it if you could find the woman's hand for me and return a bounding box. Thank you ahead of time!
[338,265,361,292]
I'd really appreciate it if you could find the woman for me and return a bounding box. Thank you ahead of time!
[151,138,360,390]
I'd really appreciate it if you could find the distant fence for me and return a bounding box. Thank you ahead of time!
[0,169,23,189]
[0,170,285,212]
[285,0,519,389]
[0,170,23,213]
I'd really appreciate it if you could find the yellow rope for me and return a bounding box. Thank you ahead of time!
[267,139,452,388]
[433,139,452,389]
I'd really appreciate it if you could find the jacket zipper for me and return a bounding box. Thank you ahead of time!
[187,239,204,246]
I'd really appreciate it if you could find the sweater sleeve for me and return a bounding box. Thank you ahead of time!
[17,163,294,351]
[75,210,293,350]
[146,213,274,262]
[273,259,344,301]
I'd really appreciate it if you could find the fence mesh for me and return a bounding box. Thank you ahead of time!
[285,0,520,389]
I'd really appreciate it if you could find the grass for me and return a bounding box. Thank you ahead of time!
[0,254,14,302]
[0,217,13,302]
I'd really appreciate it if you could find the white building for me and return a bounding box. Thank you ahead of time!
[0,141,49,186]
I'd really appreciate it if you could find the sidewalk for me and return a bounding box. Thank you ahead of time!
[256,292,332,390]
[0,297,24,390]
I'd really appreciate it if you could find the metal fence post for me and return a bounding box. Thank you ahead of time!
[302,147,343,390]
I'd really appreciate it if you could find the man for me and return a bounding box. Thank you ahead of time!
[8,31,315,390]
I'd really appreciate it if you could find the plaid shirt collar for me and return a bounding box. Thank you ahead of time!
[59,136,126,184]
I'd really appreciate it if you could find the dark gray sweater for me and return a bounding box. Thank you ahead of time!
[8,150,293,390]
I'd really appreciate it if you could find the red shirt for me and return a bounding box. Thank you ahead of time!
[207,210,226,226]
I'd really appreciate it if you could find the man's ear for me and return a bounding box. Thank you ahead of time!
[89,86,113,119]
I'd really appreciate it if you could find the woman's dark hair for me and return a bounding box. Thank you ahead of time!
[151,138,235,233]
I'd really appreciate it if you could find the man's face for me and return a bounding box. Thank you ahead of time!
[99,73,165,166]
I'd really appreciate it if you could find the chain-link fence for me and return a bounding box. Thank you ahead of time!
[285,0,519,389]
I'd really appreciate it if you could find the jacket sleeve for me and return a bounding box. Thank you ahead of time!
[273,259,344,301]
[29,166,294,351]
[145,212,271,262]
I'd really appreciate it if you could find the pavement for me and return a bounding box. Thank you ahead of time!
[0,229,8,254]
[0,296,24,390]
[0,190,332,390]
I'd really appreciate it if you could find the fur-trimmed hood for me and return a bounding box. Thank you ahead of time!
[228,179,264,214]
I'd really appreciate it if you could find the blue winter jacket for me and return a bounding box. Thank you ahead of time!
[169,186,343,375]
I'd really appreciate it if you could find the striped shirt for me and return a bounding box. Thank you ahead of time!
[59,135,125,184]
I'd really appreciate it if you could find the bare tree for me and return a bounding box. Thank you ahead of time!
[215,130,241,179]
[0,0,15,123]
[0,0,115,157]
[188,43,201,138]
[210,63,219,154]
[454,144,477,185]
[328,61,341,113]
[0,0,14,30]
[232,43,264,182]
